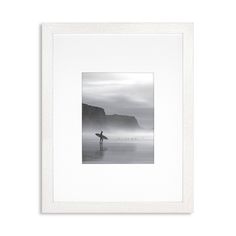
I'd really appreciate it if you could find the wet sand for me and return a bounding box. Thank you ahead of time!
[82,139,154,164]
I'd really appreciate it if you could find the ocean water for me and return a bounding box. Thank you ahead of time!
[82,134,154,164]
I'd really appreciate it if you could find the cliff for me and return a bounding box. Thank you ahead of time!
[82,103,106,128]
[82,103,140,130]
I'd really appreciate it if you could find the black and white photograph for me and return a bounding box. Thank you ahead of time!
[82,72,154,164]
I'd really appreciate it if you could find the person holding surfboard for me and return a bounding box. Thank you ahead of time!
[95,131,108,142]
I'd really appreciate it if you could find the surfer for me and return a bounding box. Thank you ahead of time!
[100,131,104,143]
[95,131,108,142]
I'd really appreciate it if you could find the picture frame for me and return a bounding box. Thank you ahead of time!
[42,23,193,213]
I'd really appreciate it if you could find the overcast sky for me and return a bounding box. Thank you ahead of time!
[82,72,154,129]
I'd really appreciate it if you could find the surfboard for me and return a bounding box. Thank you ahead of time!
[95,133,108,140]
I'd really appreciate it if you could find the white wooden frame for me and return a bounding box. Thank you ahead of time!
[42,23,193,213]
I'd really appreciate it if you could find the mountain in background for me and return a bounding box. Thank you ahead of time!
[82,103,140,131]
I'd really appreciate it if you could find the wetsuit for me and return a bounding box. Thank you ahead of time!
[100,131,103,142]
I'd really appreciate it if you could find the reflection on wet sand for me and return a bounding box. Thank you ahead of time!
[94,142,107,158]
[99,142,105,152]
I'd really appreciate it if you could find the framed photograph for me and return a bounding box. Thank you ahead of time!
[42,23,193,213]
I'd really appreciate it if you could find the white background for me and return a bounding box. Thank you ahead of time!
[53,34,182,202]
[0,0,235,235]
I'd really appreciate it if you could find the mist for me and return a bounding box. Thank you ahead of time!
[82,72,154,129]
